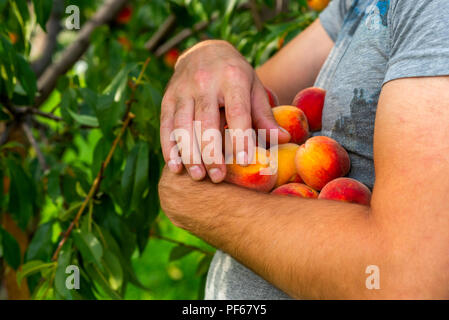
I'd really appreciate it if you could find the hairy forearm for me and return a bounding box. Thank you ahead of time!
[181,180,390,299]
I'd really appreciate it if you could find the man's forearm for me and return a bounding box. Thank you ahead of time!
[175,178,391,299]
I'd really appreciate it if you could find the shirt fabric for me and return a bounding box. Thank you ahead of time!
[205,0,449,300]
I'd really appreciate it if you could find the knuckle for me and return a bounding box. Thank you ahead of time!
[193,69,212,90]
[224,64,249,83]
[194,94,211,112]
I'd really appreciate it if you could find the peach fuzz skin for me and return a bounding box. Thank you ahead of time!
[307,0,330,11]
[270,143,303,187]
[318,178,372,206]
[295,136,350,191]
[293,87,326,132]
[272,183,318,198]
[272,105,309,144]
[225,147,277,193]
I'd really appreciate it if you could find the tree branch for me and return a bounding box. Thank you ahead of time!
[21,119,48,171]
[31,0,65,78]
[154,12,219,57]
[145,14,176,52]
[35,0,130,107]
[249,0,263,31]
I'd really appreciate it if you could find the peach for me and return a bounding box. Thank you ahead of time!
[319,178,371,206]
[116,5,133,24]
[164,48,180,68]
[272,183,318,198]
[270,143,303,187]
[295,136,350,190]
[225,147,277,192]
[272,106,309,144]
[293,87,326,132]
[265,87,279,108]
[307,0,330,11]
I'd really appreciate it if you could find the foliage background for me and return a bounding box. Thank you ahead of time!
[0,0,317,300]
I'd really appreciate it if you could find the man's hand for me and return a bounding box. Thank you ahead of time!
[160,40,291,183]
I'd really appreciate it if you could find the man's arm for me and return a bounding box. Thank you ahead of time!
[257,19,334,104]
[159,76,449,299]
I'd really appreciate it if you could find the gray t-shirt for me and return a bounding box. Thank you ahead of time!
[205,0,449,300]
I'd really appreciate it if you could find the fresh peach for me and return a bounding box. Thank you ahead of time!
[164,48,180,68]
[272,106,309,144]
[270,143,303,187]
[265,87,279,108]
[295,136,350,190]
[319,178,371,206]
[272,183,318,198]
[307,0,330,11]
[293,87,326,132]
[116,5,133,24]
[225,147,277,192]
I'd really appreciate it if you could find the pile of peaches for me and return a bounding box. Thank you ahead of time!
[225,87,372,206]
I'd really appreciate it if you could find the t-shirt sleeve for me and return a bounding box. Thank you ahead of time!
[384,0,449,84]
[319,0,354,42]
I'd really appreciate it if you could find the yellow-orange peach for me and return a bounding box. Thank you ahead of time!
[225,147,277,192]
[272,106,309,144]
[270,143,303,187]
[272,183,318,198]
[319,178,371,206]
[307,0,330,11]
[293,87,326,132]
[295,136,350,190]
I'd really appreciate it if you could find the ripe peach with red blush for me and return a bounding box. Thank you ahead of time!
[319,178,371,206]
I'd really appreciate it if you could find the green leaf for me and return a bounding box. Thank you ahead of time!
[120,143,139,212]
[16,260,55,285]
[196,254,213,276]
[131,142,149,211]
[0,226,21,270]
[102,250,123,291]
[54,241,73,300]
[85,263,122,299]
[15,54,37,102]
[72,229,103,267]
[94,94,122,137]
[33,0,53,31]
[102,63,136,102]
[25,221,54,261]
[7,158,35,229]
[169,245,194,262]
[67,108,99,127]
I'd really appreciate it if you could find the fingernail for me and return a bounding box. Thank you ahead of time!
[236,151,248,165]
[168,160,180,172]
[189,165,204,180]
[279,127,290,135]
[209,168,223,183]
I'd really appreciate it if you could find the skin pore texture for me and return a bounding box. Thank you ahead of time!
[159,18,449,299]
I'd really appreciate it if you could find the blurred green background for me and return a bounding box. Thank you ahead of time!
[0,0,319,300]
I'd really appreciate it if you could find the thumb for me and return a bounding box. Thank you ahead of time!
[251,79,291,145]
